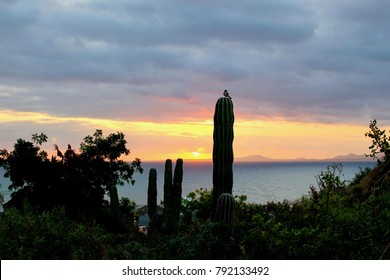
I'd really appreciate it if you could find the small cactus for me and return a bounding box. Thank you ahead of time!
[147,168,157,219]
[172,158,183,226]
[163,159,173,206]
[109,185,120,219]
[162,159,173,231]
[215,193,235,229]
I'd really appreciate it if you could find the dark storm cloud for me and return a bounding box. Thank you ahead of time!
[0,0,389,124]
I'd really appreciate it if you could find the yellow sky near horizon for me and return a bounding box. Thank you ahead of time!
[0,109,374,161]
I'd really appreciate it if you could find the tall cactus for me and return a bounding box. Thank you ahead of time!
[147,168,157,219]
[212,96,234,211]
[215,193,235,229]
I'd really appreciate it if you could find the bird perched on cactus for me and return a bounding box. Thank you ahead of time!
[212,94,234,212]
[223,89,232,99]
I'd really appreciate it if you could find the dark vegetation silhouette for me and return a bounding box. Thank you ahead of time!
[0,119,389,259]
[0,130,142,229]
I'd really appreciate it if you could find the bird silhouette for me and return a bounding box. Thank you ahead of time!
[223,90,232,99]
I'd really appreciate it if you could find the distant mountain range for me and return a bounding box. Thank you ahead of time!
[236,153,374,162]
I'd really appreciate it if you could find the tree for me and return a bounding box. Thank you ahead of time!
[314,163,346,210]
[78,129,143,219]
[0,130,143,221]
[365,119,390,162]
[0,136,50,202]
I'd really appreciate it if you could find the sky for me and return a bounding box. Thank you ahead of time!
[1,0,390,161]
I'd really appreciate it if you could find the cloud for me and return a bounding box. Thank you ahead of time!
[0,0,389,128]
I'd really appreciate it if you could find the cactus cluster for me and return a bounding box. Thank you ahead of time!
[162,158,183,233]
[212,96,234,210]
[144,93,235,234]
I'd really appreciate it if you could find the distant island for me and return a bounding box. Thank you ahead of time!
[235,153,374,162]
[146,153,375,163]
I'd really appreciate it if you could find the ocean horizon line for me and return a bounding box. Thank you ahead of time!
[139,157,375,164]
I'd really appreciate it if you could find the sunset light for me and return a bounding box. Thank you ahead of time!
[192,151,200,157]
[1,0,389,163]
[0,109,376,162]
[2,0,390,265]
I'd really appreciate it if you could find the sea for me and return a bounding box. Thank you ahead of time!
[0,161,376,208]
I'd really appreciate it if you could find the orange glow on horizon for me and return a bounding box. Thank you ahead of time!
[0,109,375,162]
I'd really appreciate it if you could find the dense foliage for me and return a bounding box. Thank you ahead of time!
[0,130,142,224]
[1,121,390,259]
[1,165,389,259]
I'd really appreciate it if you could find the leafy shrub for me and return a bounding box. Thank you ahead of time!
[182,188,212,221]
[0,206,111,259]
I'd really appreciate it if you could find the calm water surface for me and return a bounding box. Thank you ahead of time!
[0,161,376,206]
[121,161,376,205]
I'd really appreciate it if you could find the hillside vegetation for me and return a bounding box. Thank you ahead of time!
[0,121,389,259]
